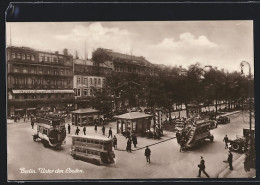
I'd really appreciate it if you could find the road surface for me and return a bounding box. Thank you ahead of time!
[7,111,254,180]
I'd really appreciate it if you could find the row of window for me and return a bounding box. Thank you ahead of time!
[76,76,102,86]
[75,88,100,97]
[14,93,73,100]
[11,52,70,64]
[13,77,71,87]
[11,53,35,61]
[12,65,72,76]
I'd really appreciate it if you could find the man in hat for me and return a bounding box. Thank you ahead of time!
[197,156,210,178]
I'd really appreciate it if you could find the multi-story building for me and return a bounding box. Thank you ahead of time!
[92,48,155,75]
[73,58,112,109]
[7,46,74,117]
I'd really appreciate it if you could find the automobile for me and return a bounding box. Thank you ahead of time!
[216,116,230,124]
[208,120,218,129]
[144,108,152,115]
[229,135,246,153]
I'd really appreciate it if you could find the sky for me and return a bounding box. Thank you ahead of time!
[6,21,254,73]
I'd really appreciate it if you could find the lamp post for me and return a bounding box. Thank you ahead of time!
[240,61,252,133]
[240,61,254,169]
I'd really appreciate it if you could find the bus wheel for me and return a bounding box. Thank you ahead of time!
[42,140,49,148]
[210,136,214,142]
[231,143,240,151]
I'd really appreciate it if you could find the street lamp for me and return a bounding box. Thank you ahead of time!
[240,61,254,169]
[240,61,252,132]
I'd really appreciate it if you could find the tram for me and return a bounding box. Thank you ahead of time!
[176,119,214,149]
[32,115,66,148]
[70,135,115,165]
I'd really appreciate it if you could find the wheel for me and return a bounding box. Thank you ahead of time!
[210,135,214,142]
[231,143,240,151]
[42,140,50,148]
[33,135,37,142]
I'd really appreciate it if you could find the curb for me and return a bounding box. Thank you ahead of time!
[217,154,244,178]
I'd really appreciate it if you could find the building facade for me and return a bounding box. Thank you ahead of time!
[7,46,74,117]
[92,48,155,76]
[73,58,112,109]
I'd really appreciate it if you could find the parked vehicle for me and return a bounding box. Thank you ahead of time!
[32,115,66,148]
[216,116,230,124]
[70,135,115,165]
[229,135,246,153]
[208,120,218,129]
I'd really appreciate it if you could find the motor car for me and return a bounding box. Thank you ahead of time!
[216,116,229,124]
[208,120,218,129]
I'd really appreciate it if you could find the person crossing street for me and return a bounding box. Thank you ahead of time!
[197,156,210,178]
[223,135,229,149]
[145,146,151,164]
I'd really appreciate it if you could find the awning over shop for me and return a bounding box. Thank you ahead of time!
[26,108,37,111]
[14,109,24,111]
[12,90,74,94]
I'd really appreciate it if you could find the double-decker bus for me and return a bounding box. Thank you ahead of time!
[70,135,115,165]
[32,115,66,148]
[176,119,214,149]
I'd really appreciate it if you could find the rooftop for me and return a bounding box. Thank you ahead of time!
[96,48,153,67]
[114,112,152,120]
[71,108,100,114]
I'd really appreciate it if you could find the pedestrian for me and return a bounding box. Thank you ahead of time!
[94,123,97,133]
[228,151,233,170]
[102,125,105,135]
[145,146,151,163]
[132,134,138,148]
[113,135,117,149]
[126,138,132,152]
[108,127,113,138]
[24,115,26,122]
[83,126,86,135]
[197,156,210,178]
[68,124,71,134]
[75,126,80,135]
[223,135,229,149]
[31,119,34,129]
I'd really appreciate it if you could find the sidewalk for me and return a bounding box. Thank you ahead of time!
[217,154,256,178]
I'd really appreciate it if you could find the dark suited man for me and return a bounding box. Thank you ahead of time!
[197,156,210,178]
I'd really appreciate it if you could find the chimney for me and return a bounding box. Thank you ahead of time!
[63,48,68,55]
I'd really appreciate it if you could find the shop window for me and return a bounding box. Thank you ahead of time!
[94,78,97,85]
[90,78,93,85]
[98,78,101,85]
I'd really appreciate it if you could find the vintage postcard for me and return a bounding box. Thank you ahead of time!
[6,4,256,181]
